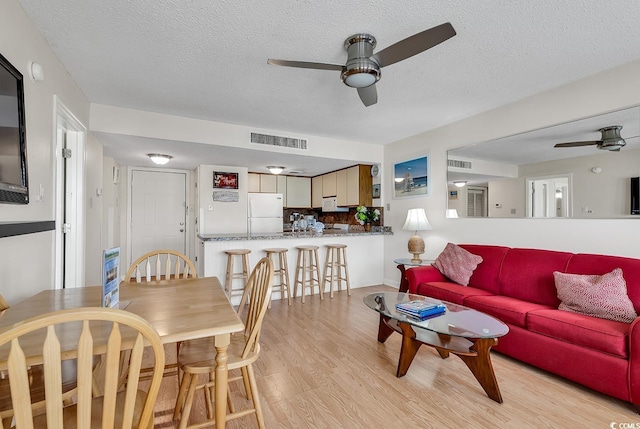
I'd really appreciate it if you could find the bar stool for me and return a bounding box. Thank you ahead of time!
[293,245,323,303]
[224,249,251,298]
[322,244,351,298]
[264,247,292,307]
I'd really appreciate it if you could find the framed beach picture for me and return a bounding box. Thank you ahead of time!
[393,155,429,199]
[213,172,239,189]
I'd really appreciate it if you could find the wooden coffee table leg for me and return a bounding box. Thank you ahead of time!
[377,314,395,343]
[456,337,503,403]
[396,322,422,377]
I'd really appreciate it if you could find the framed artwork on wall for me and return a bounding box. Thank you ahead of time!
[213,172,238,189]
[393,155,429,199]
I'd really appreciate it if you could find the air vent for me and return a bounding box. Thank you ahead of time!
[448,159,472,169]
[251,133,307,150]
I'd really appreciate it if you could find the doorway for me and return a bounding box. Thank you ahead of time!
[54,97,86,289]
[526,174,572,218]
[129,169,188,266]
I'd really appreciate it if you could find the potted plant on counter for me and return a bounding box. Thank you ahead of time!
[355,206,380,231]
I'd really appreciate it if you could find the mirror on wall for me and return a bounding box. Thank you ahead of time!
[447,106,640,219]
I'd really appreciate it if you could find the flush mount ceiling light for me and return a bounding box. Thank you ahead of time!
[267,166,285,175]
[147,153,172,165]
[454,181,467,188]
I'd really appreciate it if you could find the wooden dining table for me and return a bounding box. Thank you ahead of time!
[0,276,244,429]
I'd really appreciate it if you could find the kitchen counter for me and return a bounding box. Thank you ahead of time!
[197,227,391,303]
[198,226,392,242]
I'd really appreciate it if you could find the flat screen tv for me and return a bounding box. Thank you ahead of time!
[0,52,28,204]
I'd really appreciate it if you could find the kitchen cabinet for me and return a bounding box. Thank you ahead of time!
[276,175,287,206]
[312,176,323,208]
[347,165,373,206]
[336,169,348,206]
[260,174,277,193]
[322,172,337,197]
[286,176,311,208]
[248,173,260,193]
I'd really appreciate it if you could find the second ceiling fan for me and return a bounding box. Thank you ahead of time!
[267,22,456,107]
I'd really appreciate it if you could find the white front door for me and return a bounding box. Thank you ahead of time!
[130,170,187,264]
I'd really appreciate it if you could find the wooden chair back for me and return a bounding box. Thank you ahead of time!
[0,307,165,428]
[0,294,9,313]
[237,257,274,359]
[125,249,196,283]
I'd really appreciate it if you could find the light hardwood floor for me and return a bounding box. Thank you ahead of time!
[152,285,639,428]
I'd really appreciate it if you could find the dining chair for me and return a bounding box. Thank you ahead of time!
[125,249,197,283]
[0,307,165,429]
[173,257,274,429]
[124,249,197,383]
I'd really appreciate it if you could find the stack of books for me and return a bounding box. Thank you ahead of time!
[395,300,446,320]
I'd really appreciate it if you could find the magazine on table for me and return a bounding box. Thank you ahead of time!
[102,247,120,308]
[396,300,446,316]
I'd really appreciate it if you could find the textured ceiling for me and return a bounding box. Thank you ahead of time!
[16,0,640,171]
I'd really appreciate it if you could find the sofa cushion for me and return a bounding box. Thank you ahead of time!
[527,308,630,358]
[554,268,637,323]
[459,245,510,294]
[566,253,640,314]
[463,295,551,327]
[414,281,493,305]
[433,243,483,286]
[498,248,573,307]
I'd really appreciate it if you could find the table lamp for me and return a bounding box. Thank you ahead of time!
[402,208,432,263]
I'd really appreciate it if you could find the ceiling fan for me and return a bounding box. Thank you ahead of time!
[267,22,456,107]
[553,126,628,151]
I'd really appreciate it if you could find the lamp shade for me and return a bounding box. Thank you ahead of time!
[147,153,172,165]
[267,166,285,175]
[402,208,432,232]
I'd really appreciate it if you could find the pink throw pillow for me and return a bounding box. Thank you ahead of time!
[554,268,637,323]
[433,243,483,286]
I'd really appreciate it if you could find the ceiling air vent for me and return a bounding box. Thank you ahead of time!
[448,159,472,169]
[251,132,307,150]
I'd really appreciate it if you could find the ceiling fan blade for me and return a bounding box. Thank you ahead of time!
[553,141,601,148]
[372,22,456,68]
[267,59,344,71]
[358,85,377,107]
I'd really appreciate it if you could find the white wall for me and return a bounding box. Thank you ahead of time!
[0,0,92,304]
[197,165,248,234]
[383,59,640,287]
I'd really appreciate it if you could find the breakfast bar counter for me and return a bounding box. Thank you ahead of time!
[198,228,391,302]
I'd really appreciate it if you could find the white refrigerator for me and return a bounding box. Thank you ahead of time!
[248,193,284,234]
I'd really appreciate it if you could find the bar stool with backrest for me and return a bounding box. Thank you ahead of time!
[293,245,323,303]
[322,244,351,298]
[264,248,292,307]
[224,249,252,299]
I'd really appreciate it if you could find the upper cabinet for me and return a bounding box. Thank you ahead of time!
[276,175,287,206]
[314,165,373,207]
[286,176,311,208]
[248,173,260,193]
[260,174,277,193]
[322,172,337,197]
[311,176,323,208]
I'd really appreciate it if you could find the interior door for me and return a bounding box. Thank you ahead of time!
[130,170,186,265]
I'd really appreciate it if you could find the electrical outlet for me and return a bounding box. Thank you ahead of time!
[386,203,391,211]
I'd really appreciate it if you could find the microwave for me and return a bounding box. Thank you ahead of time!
[322,197,348,212]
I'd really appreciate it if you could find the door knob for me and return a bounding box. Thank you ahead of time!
[179,229,184,232]
[179,222,185,225]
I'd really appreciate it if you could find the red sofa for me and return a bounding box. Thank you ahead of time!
[405,244,640,408]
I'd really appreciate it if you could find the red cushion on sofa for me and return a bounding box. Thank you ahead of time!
[567,253,640,314]
[527,309,630,358]
[464,295,551,327]
[459,244,509,294]
[414,281,493,305]
[499,248,573,307]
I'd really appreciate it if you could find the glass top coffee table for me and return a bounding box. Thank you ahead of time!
[364,291,509,403]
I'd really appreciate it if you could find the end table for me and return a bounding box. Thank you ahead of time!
[393,258,434,293]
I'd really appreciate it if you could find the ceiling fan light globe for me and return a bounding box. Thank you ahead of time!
[340,59,381,88]
[344,72,376,88]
